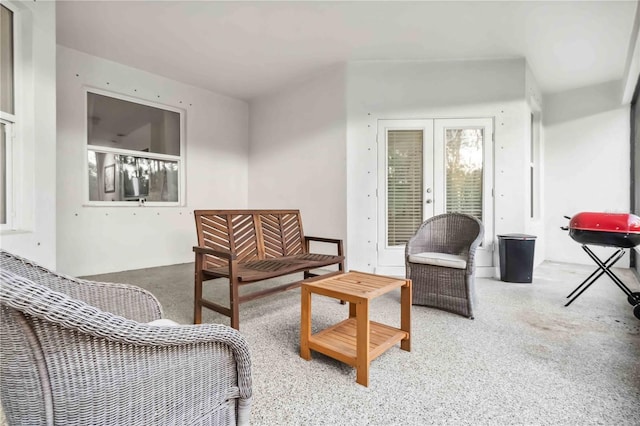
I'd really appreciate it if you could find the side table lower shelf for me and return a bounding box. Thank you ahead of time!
[308,318,409,366]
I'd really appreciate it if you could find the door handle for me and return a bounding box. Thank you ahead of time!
[425,199,433,204]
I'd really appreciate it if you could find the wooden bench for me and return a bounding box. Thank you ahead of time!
[193,209,345,329]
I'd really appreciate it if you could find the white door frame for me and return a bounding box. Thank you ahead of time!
[376,117,494,276]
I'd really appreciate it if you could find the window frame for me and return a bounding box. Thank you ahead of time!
[0,119,14,229]
[528,103,542,220]
[83,87,186,207]
[0,1,19,231]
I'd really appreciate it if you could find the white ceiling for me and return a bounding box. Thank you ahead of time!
[56,1,639,101]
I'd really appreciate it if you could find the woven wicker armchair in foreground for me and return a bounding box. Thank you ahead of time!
[405,213,484,319]
[0,250,252,426]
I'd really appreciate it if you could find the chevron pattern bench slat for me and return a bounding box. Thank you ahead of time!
[194,209,344,329]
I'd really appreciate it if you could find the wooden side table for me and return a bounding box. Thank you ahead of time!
[300,271,411,387]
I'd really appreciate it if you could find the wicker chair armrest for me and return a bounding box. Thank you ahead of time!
[0,250,162,322]
[1,268,250,353]
[70,277,163,322]
[464,225,485,273]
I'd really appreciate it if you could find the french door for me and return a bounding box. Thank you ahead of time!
[377,118,494,271]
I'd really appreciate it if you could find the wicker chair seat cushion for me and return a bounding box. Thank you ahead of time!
[408,252,467,269]
[148,318,180,326]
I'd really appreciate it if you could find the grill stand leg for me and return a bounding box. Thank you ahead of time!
[565,246,628,307]
[582,246,634,296]
[565,249,622,300]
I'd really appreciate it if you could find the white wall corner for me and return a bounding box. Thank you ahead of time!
[248,63,348,246]
[525,62,543,112]
[543,81,624,127]
[622,0,640,104]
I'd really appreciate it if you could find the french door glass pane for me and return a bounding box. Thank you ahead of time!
[445,128,483,220]
[387,130,423,246]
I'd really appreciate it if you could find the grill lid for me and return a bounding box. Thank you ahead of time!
[569,212,640,234]
[567,212,640,248]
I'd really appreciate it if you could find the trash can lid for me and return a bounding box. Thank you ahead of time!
[497,233,537,240]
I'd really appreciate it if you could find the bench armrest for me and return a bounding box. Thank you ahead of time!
[304,236,344,257]
[304,236,342,244]
[193,246,237,260]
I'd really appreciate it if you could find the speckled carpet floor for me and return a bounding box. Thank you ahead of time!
[85,262,640,425]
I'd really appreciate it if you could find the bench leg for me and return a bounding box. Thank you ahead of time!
[194,264,203,325]
[230,278,240,330]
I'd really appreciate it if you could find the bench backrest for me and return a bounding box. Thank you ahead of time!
[194,210,307,268]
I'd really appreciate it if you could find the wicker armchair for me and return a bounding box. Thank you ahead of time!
[0,250,252,426]
[405,213,484,319]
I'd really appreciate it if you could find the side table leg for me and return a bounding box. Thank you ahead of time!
[400,279,411,352]
[349,302,356,318]
[355,301,370,386]
[300,286,312,360]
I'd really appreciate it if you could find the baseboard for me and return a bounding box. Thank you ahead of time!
[477,266,497,278]
[373,266,405,278]
[374,265,497,279]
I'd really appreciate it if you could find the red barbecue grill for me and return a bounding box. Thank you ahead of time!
[562,212,640,319]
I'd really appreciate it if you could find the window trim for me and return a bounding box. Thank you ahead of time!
[528,100,542,221]
[0,119,13,229]
[83,87,186,207]
[0,1,19,231]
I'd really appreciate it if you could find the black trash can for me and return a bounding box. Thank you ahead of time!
[498,234,537,283]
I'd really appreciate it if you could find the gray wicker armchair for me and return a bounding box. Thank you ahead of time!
[405,213,484,318]
[0,250,252,426]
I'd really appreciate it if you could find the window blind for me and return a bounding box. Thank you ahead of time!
[387,130,423,246]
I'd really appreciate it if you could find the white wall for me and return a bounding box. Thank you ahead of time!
[0,1,57,269]
[248,65,347,245]
[347,59,535,276]
[57,46,249,276]
[544,81,630,266]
